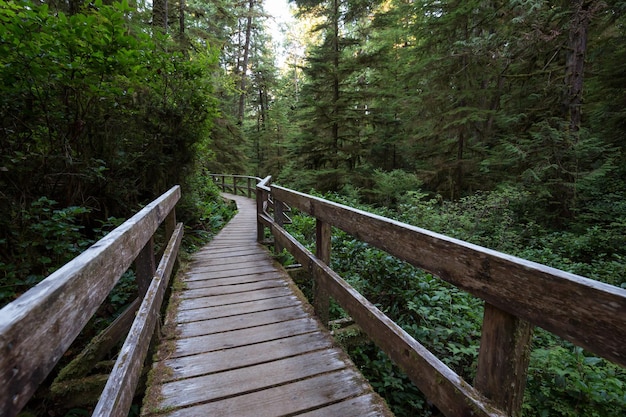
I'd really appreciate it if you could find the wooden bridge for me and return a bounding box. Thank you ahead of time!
[1,175,625,417]
[141,193,391,416]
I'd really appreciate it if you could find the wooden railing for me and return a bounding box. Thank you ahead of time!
[211,173,262,198]
[0,186,184,417]
[250,175,626,417]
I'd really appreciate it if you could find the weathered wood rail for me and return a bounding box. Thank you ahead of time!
[0,186,184,417]
[210,174,626,417]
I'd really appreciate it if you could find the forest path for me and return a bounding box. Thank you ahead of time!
[142,193,391,417]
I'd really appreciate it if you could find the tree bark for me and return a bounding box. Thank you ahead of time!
[179,0,185,35]
[238,0,255,124]
[565,0,594,134]
[331,0,340,181]
[153,0,168,30]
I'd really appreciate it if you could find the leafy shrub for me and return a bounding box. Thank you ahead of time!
[350,343,434,417]
[368,169,423,208]
[0,0,220,305]
[0,198,92,307]
[524,341,626,417]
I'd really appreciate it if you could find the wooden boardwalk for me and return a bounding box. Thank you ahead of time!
[142,194,391,417]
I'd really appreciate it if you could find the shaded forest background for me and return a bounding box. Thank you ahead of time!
[1,0,625,416]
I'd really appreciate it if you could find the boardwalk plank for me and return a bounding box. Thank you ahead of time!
[184,271,281,289]
[169,317,320,358]
[184,264,276,280]
[177,286,293,310]
[298,394,389,417]
[177,306,309,338]
[175,295,301,323]
[188,253,272,268]
[191,248,267,257]
[158,350,349,409]
[163,332,334,381]
[179,279,287,298]
[161,369,370,417]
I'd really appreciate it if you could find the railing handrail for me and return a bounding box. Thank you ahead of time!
[269,184,626,363]
[0,186,184,417]
[251,175,626,417]
[211,173,262,198]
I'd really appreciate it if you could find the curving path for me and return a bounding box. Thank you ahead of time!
[141,194,392,417]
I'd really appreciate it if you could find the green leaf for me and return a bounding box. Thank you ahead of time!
[584,357,603,366]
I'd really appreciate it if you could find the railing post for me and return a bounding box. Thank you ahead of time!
[220,175,225,192]
[135,237,155,297]
[165,207,176,243]
[233,176,238,195]
[247,177,252,198]
[274,198,285,255]
[256,188,265,243]
[474,303,533,417]
[314,219,331,326]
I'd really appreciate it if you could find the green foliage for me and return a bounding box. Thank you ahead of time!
[0,198,92,307]
[350,344,433,417]
[0,0,221,306]
[368,169,422,208]
[107,270,137,313]
[524,342,626,417]
[329,229,483,380]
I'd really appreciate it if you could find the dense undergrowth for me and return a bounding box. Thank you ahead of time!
[284,184,626,417]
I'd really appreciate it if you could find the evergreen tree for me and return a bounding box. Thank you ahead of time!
[286,0,379,190]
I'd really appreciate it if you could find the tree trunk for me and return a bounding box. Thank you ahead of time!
[259,83,267,130]
[565,0,594,134]
[238,0,255,124]
[179,0,185,35]
[153,0,168,30]
[331,0,340,173]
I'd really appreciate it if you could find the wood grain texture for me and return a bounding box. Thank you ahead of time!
[271,185,626,368]
[298,394,391,417]
[314,219,331,325]
[175,295,302,322]
[160,370,371,417]
[183,270,281,289]
[475,303,533,417]
[0,185,180,417]
[163,331,334,381]
[179,278,287,298]
[143,194,391,417]
[177,286,293,310]
[167,317,321,358]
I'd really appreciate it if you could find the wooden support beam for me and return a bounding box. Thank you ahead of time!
[314,219,331,326]
[274,199,285,255]
[135,238,155,296]
[475,303,533,417]
[165,208,177,243]
[257,190,265,243]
